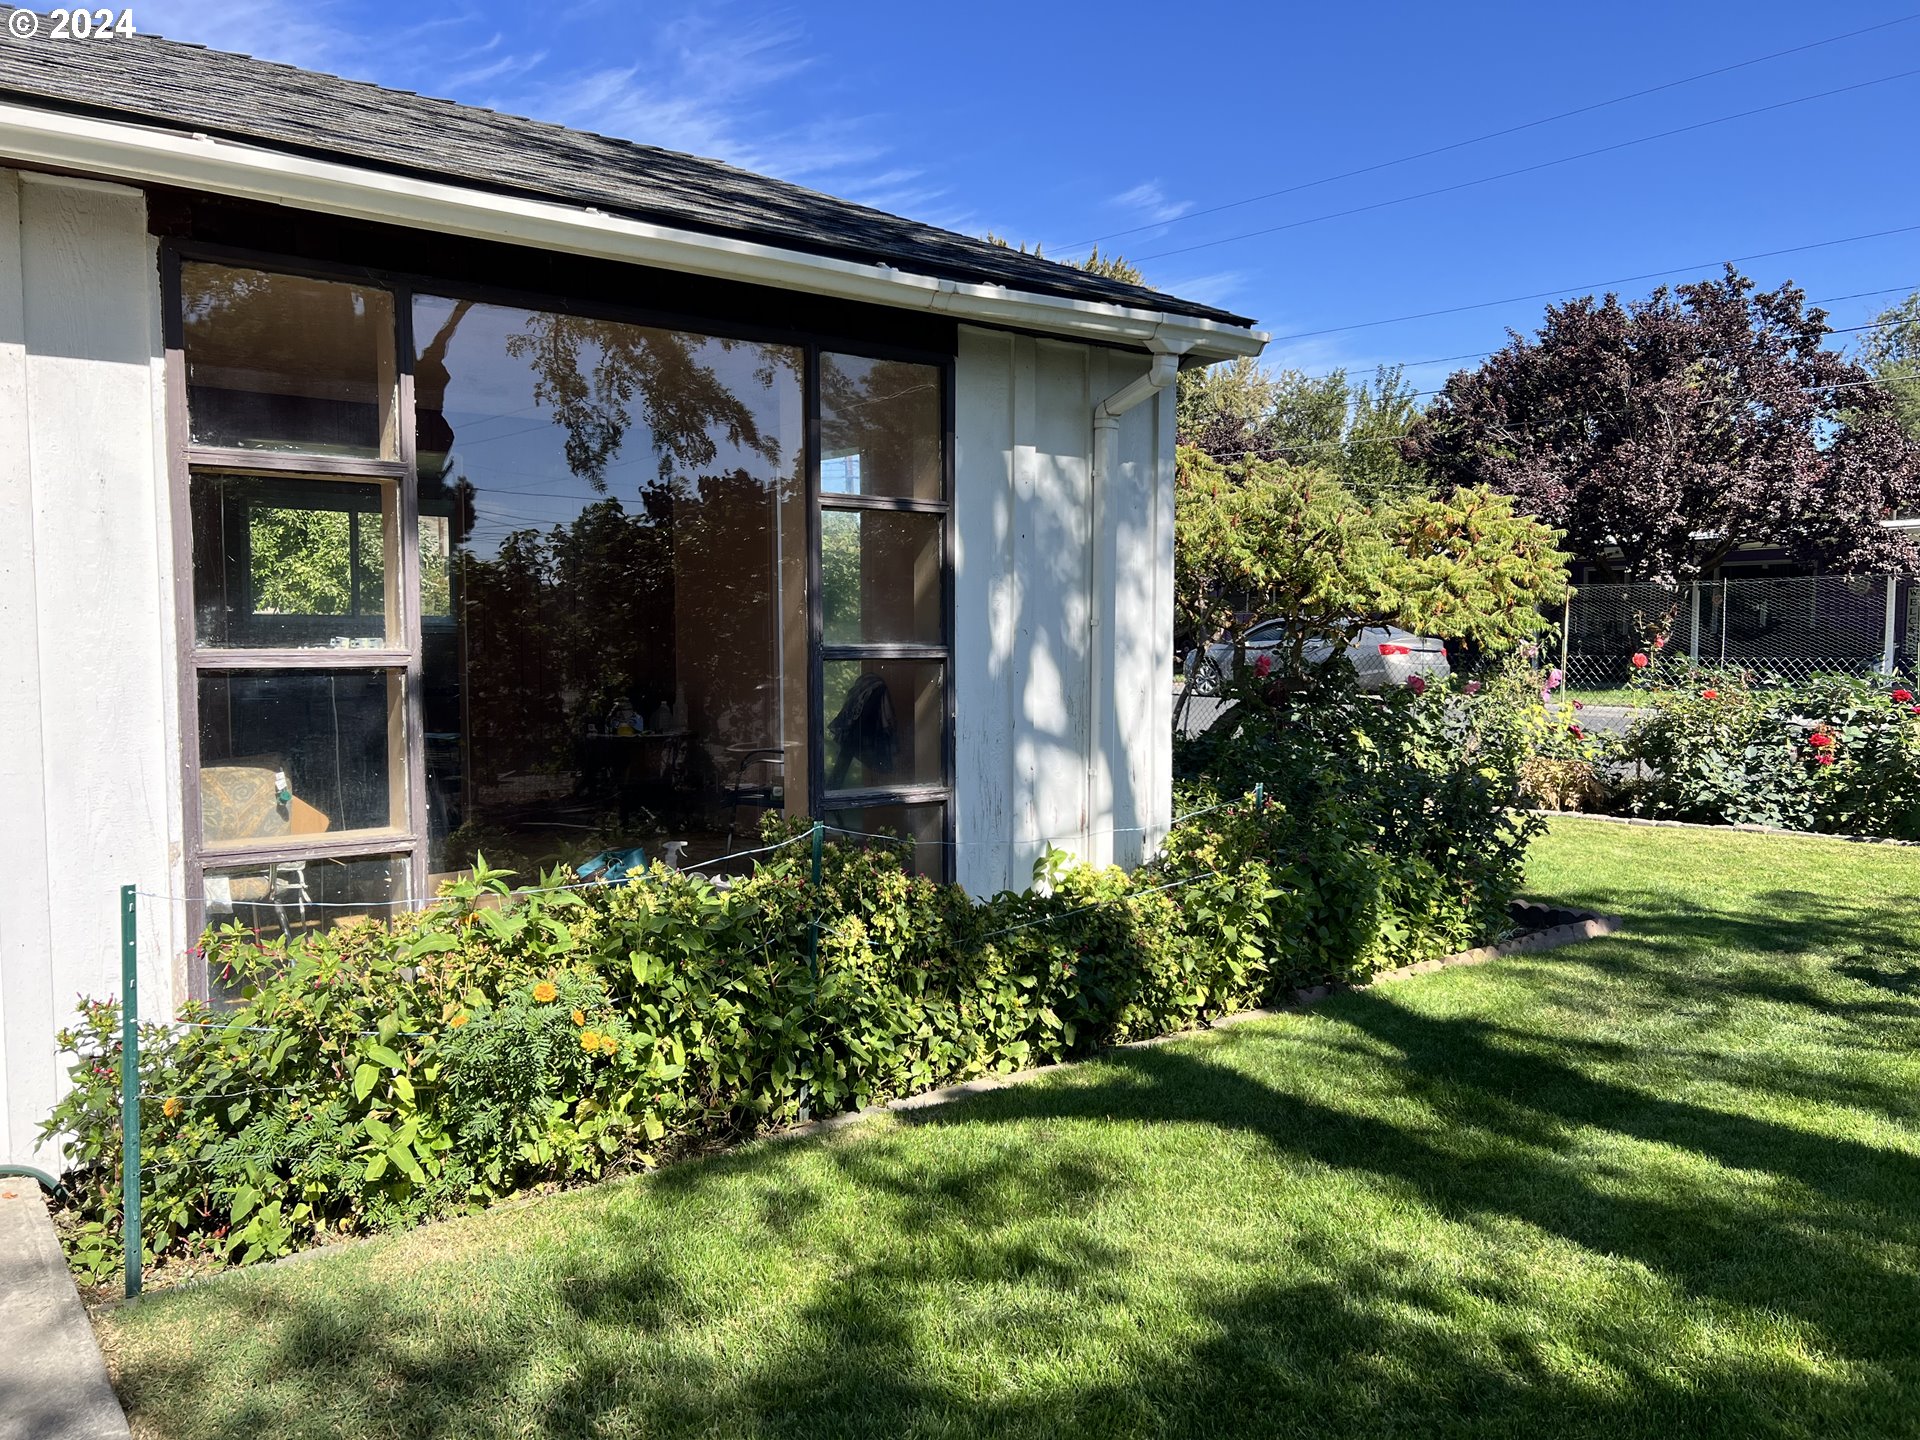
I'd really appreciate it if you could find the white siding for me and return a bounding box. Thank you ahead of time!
[952,325,1175,895]
[0,171,179,1171]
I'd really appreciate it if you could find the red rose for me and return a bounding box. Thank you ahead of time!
[1572,699,1585,710]
[1894,688,1914,703]
[1405,674,1427,695]
[1567,724,1585,739]
[1815,753,1835,766]
[1253,652,1274,677]
[1701,689,1718,700]
[1631,653,1650,669]
[1809,732,1835,749]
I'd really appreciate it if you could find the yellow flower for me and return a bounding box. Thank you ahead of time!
[580,1029,602,1053]
[532,981,558,1004]
[597,1033,620,1055]
[449,1011,469,1028]
[571,1009,586,1027]
[161,1096,182,1119]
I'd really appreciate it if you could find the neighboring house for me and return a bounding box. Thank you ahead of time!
[0,26,1265,1168]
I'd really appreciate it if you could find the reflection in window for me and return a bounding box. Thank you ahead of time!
[821,510,942,647]
[204,854,403,999]
[819,354,943,500]
[823,803,944,877]
[182,264,396,457]
[412,296,806,877]
[198,670,402,844]
[822,659,944,790]
[190,474,394,649]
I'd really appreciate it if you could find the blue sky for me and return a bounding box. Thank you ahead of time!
[139,0,1920,389]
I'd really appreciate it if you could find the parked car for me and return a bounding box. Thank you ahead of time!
[1184,619,1452,692]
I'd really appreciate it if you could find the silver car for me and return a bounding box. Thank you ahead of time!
[1185,620,1452,692]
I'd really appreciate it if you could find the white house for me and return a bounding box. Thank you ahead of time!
[0,26,1264,1171]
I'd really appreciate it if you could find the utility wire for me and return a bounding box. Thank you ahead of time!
[1285,285,1920,383]
[1053,12,1920,253]
[1265,222,1920,341]
[1133,67,1920,264]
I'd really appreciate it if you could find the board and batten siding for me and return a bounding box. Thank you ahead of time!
[952,325,1176,896]
[0,169,184,1172]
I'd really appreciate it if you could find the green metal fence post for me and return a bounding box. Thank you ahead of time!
[1253,782,1265,812]
[119,883,141,1300]
[807,821,824,979]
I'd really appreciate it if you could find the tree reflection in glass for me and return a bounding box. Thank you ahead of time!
[412,296,806,878]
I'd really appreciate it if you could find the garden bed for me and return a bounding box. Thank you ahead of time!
[91,820,1920,1440]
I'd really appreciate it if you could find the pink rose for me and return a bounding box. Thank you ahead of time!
[1253,652,1274,677]
[1464,680,1483,695]
[1406,675,1427,695]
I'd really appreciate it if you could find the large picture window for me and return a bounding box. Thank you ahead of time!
[170,255,952,983]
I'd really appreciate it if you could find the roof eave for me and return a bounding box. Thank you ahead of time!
[0,100,1269,363]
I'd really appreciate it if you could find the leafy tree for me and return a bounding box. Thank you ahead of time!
[1174,446,1568,679]
[1858,290,1920,446]
[983,233,1147,287]
[1402,266,1920,582]
[1176,360,1429,503]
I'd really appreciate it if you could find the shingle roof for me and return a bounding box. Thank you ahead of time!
[0,15,1254,329]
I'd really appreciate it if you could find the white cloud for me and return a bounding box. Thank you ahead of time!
[1113,180,1193,224]
[139,0,354,71]
[1158,269,1247,309]
[139,0,936,203]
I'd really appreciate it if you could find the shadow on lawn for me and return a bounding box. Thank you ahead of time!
[107,890,1920,1439]
[110,980,1920,1440]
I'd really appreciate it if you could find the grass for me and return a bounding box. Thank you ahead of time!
[96,819,1920,1439]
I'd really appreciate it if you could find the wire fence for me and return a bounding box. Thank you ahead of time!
[1563,574,1914,690]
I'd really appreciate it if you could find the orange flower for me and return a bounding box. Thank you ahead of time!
[580,1029,602,1052]
[598,1033,620,1055]
[532,981,558,1004]
[161,1096,182,1119]
[449,1011,469,1028]
[571,1009,586,1027]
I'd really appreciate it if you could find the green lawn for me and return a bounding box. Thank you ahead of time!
[97,819,1920,1439]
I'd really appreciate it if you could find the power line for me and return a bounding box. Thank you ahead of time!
[1133,66,1920,264]
[1285,310,1919,390]
[1262,222,1920,342]
[1054,13,1920,253]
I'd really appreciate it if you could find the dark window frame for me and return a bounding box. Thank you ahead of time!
[163,240,957,994]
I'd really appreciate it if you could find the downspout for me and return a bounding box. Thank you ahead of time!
[1088,349,1183,865]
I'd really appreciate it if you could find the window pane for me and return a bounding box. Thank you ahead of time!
[821,510,942,647]
[412,295,808,876]
[203,854,404,1000]
[190,474,395,649]
[823,659,944,791]
[820,354,942,501]
[824,803,945,878]
[198,671,403,844]
[183,263,396,457]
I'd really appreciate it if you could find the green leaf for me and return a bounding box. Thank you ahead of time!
[353,1064,380,1101]
[363,1151,389,1181]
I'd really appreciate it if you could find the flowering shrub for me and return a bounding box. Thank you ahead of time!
[1175,650,1544,972]
[49,789,1496,1284]
[1620,668,1920,835]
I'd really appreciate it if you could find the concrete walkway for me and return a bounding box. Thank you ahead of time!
[0,1187,130,1440]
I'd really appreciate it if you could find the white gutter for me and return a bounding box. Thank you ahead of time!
[1087,350,1184,861]
[0,101,1269,362]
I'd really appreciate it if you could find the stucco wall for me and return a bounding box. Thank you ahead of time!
[952,326,1175,895]
[0,170,181,1171]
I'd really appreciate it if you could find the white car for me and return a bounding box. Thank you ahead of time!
[1185,620,1452,692]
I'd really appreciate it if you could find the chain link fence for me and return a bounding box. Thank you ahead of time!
[1564,575,1913,689]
